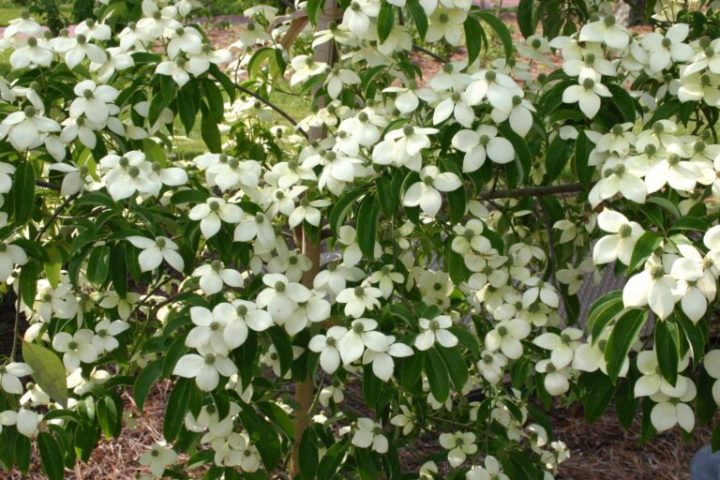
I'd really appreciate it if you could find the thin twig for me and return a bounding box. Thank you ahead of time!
[34,192,80,242]
[480,183,585,200]
[35,180,60,190]
[9,294,21,360]
[233,83,309,138]
[412,44,448,63]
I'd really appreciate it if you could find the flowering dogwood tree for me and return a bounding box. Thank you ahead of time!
[1,0,720,478]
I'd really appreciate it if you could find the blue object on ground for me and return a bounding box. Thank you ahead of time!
[692,445,720,479]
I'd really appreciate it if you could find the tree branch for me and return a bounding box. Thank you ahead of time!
[479,183,585,200]
[232,83,309,139]
[412,44,448,63]
[34,192,80,242]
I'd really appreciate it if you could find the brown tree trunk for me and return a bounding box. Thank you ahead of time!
[288,1,339,476]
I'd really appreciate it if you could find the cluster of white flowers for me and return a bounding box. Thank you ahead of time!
[2,0,720,477]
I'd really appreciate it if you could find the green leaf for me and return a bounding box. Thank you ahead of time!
[97,395,121,439]
[604,309,648,383]
[582,372,614,422]
[109,243,128,297]
[329,188,365,235]
[317,441,348,479]
[627,231,662,274]
[544,135,572,183]
[356,195,379,259]
[437,346,468,392]
[376,174,398,217]
[517,0,536,38]
[675,310,708,364]
[86,246,110,285]
[377,2,395,43]
[670,216,710,233]
[464,16,483,66]
[712,425,720,452]
[615,378,638,429]
[406,0,428,38]
[22,342,69,406]
[163,379,194,442]
[239,405,282,471]
[202,78,225,124]
[307,0,324,24]
[425,348,450,402]
[299,430,318,480]
[201,109,222,153]
[267,326,293,377]
[588,291,624,342]
[654,319,680,386]
[13,162,35,226]
[574,130,594,189]
[19,259,41,307]
[498,124,532,184]
[38,432,65,480]
[133,359,163,411]
[177,86,198,134]
[607,84,637,122]
[646,196,681,218]
[476,11,514,59]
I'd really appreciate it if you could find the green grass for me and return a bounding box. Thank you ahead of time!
[0,4,73,27]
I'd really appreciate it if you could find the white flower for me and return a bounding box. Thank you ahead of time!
[63,35,108,69]
[127,236,185,272]
[403,166,462,217]
[522,278,559,309]
[189,197,245,239]
[367,265,404,298]
[10,37,53,70]
[452,125,515,172]
[476,351,507,384]
[351,418,388,454]
[466,456,509,480]
[234,212,276,248]
[69,80,119,124]
[326,67,361,99]
[0,242,27,281]
[562,76,611,119]
[465,69,522,111]
[155,57,195,87]
[579,15,630,49]
[173,349,237,391]
[192,261,244,295]
[336,285,383,318]
[439,431,477,468]
[426,8,467,46]
[0,106,60,151]
[623,261,677,319]
[139,441,178,478]
[99,291,139,321]
[390,405,416,435]
[433,89,475,127]
[634,350,689,398]
[641,24,694,72]
[589,158,647,207]
[372,125,437,172]
[0,362,32,395]
[310,326,349,374]
[533,328,583,369]
[92,319,129,353]
[414,315,458,351]
[362,335,413,381]
[0,408,42,438]
[256,273,310,322]
[338,318,387,365]
[593,209,645,266]
[290,55,328,86]
[52,329,99,371]
[485,319,531,359]
[535,359,571,396]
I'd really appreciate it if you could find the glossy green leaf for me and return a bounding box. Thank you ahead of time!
[357,195,379,259]
[627,231,662,274]
[604,309,647,383]
[654,319,680,386]
[377,2,395,43]
[13,162,35,226]
[38,432,65,480]
[133,359,163,411]
[22,342,69,406]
